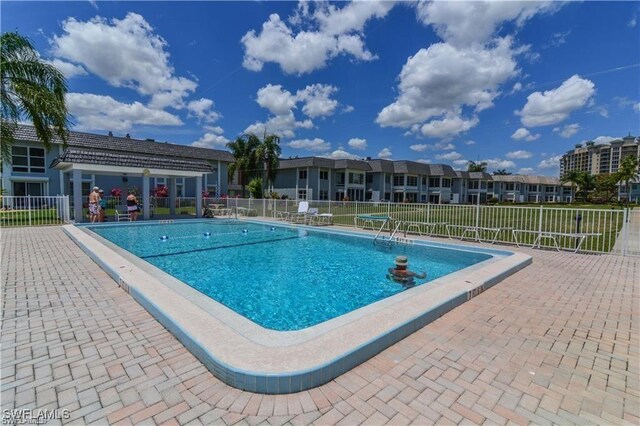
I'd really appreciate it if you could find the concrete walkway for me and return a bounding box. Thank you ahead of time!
[613,209,640,256]
[1,227,638,425]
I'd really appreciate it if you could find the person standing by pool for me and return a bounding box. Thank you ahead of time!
[126,193,139,221]
[98,189,107,222]
[88,187,100,223]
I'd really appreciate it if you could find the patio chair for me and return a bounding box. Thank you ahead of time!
[289,201,309,223]
[114,205,131,222]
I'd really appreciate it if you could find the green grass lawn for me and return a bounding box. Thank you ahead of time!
[0,208,64,226]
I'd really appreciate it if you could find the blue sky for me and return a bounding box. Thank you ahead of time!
[3,1,639,175]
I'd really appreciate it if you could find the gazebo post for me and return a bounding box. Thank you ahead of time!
[168,177,177,217]
[72,168,83,223]
[142,173,150,220]
[196,176,203,218]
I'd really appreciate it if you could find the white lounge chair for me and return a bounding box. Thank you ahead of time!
[289,201,309,223]
[114,205,131,222]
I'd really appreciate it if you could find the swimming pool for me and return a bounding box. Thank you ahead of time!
[88,220,492,330]
[66,219,531,393]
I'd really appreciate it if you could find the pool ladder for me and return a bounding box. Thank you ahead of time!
[373,220,404,245]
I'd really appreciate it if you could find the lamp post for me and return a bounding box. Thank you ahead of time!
[575,213,582,248]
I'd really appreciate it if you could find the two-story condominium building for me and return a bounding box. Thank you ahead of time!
[489,175,571,202]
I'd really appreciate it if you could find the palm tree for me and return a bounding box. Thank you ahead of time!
[1,32,70,162]
[255,132,281,195]
[616,155,640,204]
[467,160,487,172]
[226,135,260,198]
[493,169,511,175]
[574,171,595,202]
[560,170,581,203]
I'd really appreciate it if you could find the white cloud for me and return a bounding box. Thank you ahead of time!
[410,144,429,152]
[634,103,640,113]
[377,147,392,159]
[66,92,182,132]
[629,15,637,28]
[592,136,618,144]
[511,127,540,141]
[516,75,596,127]
[416,158,431,164]
[342,105,354,113]
[45,58,87,78]
[348,138,367,150]
[510,82,523,94]
[483,158,516,169]
[249,83,341,138]
[452,159,469,166]
[296,84,339,118]
[52,13,197,109]
[241,2,393,75]
[376,37,517,138]
[506,150,532,159]
[518,167,535,175]
[192,132,229,149]
[538,155,562,169]
[437,142,455,151]
[464,140,476,145]
[415,1,559,47]
[553,123,580,138]
[245,111,312,139]
[322,148,360,160]
[287,138,331,152]
[256,84,297,116]
[436,151,463,161]
[186,98,221,123]
[203,125,224,135]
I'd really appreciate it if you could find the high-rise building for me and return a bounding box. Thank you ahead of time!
[560,134,639,177]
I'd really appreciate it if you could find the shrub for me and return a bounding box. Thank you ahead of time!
[110,187,122,197]
[247,177,263,199]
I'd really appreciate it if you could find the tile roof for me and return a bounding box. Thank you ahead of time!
[51,148,213,172]
[13,124,234,162]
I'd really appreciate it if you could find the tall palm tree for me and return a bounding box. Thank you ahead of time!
[226,135,260,198]
[467,160,487,172]
[255,132,281,195]
[616,155,640,204]
[1,32,69,162]
[561,170,581,203]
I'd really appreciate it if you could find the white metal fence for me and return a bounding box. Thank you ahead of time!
[0,196,71,227]
[212,198,631,254]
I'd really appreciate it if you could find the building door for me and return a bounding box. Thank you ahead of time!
[429,194,440,204]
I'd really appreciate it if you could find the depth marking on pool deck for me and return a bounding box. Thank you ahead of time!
[140,235,300,259]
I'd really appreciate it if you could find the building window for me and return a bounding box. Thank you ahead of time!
[442,178,451,188]
[337,172,345,184]
[11,146,45,173]
[298,189,307,200]
[384,174,391,184]
[366,173,373,184]
[528,185,538,192]
[206,185,217,197]
[545,186,555,193]
[319,190,329,200]
[487,182,493,191]
[505,183,515,191]
[12,181,45,196]
[319,170,328,180]
[428,177,440,188]
[406,176,418,186]
[298,170,307,180]
[393,175,404,186]
[468,180,479,190]
[349,172,364,184]
[421,176,427,186]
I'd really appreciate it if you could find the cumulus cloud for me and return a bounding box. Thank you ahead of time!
[186,98,221,123]
[506,150,532,159]
[436,151,463,161]
[45,58,87,78]
[482,158,516,169]
[51,13,198,109]
[553,123,580,138]
[538,155,562,169]
[248,83,341,138]
[348,138,367,150]
[377,147,392,159]
[376,37,517,138]
[518,167,535,175]
[192,132,229,148]
[464,140,476,145]
[410,144,429,152]
[322,147,360,160]
[415,0,559,47]
[635,103,640,113]
[241,2,394,74]
[511,127,540,141]
[66,92,182,132]
[516,75,596,127]
[287,138,331,151]
[592,136,618,144]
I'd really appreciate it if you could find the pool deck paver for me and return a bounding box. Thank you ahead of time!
[1,226,639,425]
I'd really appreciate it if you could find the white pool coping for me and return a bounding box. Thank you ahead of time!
[63,219,532,393]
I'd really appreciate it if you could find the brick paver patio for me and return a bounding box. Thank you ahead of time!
[1,226,638,425]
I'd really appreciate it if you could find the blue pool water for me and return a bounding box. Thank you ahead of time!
[88,221,492,331]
